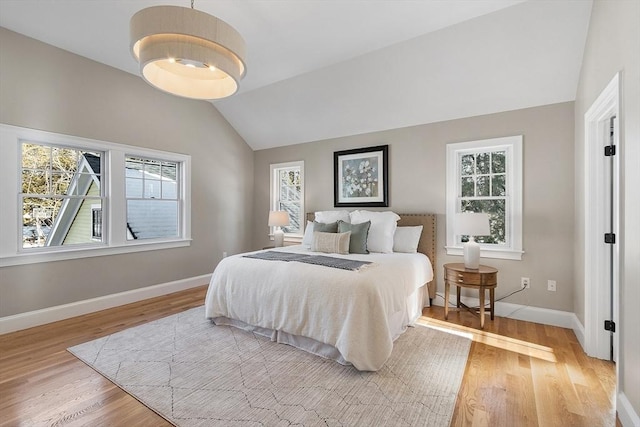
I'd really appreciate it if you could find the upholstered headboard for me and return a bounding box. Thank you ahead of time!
[305,212,437,300]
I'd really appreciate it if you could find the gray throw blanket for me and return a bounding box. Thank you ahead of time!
[244,251,372,271]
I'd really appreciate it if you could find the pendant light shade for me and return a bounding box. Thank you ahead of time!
[130,5,246,100]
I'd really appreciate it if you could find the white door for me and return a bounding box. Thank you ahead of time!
[584,73,620,361]
[603,115,619,362]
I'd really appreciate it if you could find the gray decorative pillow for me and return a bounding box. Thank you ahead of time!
[313,221,338,233]
[338,220,371,254]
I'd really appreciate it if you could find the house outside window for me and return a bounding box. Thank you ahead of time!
[21,142,104,248]
[445,135,523,260]
[125,156,179,240]
[0,124,191,267]
[270,161,304,239]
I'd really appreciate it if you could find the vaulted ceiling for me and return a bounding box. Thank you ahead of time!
[0,0,592,150]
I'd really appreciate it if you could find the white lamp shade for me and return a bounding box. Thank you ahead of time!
[269,211,289,248]
[456,212,490,237]
[268,211,290,227]
[456,212,490,269]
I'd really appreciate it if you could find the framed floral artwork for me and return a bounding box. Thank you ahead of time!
[334,145,388,207]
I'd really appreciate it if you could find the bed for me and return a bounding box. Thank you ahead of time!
[205,212,436,371]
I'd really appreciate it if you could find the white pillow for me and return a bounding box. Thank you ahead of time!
[349,210,400,253]
[315,210,350,224]
[312,231,351,255]
[302,221,314,248]
[393,226,423,253]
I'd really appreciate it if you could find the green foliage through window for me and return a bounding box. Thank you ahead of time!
[459,150,507,245]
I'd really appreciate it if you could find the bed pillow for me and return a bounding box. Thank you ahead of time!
[315,210,350,224]
[312,231,351,255]
[337,220,370,254]
[393,225,423,253]
[302,221,315,248]
[349,210,400,253]
[313,221,338,233]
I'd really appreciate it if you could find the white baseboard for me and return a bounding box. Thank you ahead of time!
[571,313,586,349]
[432,294,575,329]
[618,392,640,427]
[0,274,211,335]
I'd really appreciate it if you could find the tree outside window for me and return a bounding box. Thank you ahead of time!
[459,150,507,245]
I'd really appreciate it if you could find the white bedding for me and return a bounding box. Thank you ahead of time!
[204,245,434,371]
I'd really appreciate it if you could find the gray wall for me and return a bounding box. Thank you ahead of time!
[254,102,575,312]
[573,0,640,418]
[0,28,255,317]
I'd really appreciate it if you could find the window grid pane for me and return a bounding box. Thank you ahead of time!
[21,142,104,249]
[459,149,508,246]
[274,165,303,235]
[125,156,180,240]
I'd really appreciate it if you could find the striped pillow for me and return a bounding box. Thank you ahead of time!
[312,231,351,255]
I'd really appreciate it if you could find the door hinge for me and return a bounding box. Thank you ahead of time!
[604,233,616,244]
[604,145,616,156]
[604,320,616,332]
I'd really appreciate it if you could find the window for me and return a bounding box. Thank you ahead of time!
[125,156,179,240]
[270,161,304,239]
[445,135,523,260]
[21,142,104,248]
[91,206,102,240]
[0,124,191,267]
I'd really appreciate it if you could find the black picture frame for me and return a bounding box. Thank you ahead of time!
[334,145,388,207]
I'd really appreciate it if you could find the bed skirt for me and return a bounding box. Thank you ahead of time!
[210,285,429,369]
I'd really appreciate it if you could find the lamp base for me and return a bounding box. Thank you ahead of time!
[273,229,284,247]
[463,238,480,269]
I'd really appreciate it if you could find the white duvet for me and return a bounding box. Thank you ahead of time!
[205,245,434,371]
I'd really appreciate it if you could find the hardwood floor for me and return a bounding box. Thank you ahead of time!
[0,286,617,426]
[420,306,617,426]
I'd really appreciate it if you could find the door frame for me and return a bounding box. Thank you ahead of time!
[583,72,620,360]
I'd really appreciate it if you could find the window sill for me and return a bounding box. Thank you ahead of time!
[445,245,523,261]
[0,239,192,267]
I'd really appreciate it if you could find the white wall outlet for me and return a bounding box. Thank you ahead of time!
[222,251,228,258]
[521,277,530,289]
[547,280,557,291]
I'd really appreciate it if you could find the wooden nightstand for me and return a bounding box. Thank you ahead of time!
[443,263,498,329]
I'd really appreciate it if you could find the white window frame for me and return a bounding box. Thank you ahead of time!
[269,161,305,243]
[0,124,191,267]
[124,155,181,241]
[445,135,523,260]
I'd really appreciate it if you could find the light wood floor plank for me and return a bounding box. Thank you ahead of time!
[424,306,616,426]
[0,286,617,426]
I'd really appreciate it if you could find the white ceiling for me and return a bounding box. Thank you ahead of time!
[0,0,592,150]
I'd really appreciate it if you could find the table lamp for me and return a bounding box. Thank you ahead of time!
[268,211,290,247]
[456,212,490,269]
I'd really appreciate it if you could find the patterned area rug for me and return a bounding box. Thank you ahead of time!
[68,306,471,427]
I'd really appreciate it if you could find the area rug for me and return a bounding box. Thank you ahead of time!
[68,306,471,427]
